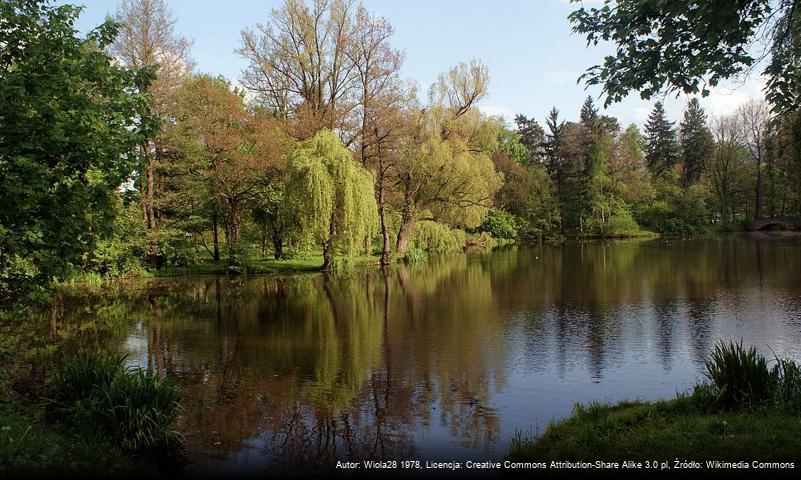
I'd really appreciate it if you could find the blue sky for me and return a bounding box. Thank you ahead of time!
[64,0,766,128]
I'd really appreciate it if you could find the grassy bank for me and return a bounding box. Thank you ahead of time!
[508,397,801,463]
[0,402,146,478]
[0,355,182,478]
[509,340,801,465]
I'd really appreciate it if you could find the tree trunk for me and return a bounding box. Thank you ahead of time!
[321,212,336,271]
[395,206,416,257]
[146,156,158,265]
[273,235,283,260]
[754,164,763,219]
[377,176,392,266]
[321,240,332,271]
[212,211,220,262]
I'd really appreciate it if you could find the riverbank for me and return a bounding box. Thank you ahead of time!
[0,401,150,477]
[507,396,801,464]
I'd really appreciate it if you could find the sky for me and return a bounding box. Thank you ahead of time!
[63,0,767,128]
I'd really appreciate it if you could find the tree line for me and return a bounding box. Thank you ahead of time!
[2,0,801,304]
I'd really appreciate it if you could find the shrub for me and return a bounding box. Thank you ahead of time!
[703,340,774,410]
[474,209,518,239]
[48,355,183,452]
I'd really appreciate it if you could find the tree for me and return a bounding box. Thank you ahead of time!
[513,114,545,164]
[392,61,501,256]
[111,0,194,264]
[710,115,749,223]
[569,0,800,114]
[543,107,565,179]
[738,100,772,218]
[347,5,406,265]
[284,130,378,270]
[167,76,289,263]
[238,0,362,139]
[645,102,680,179]
[0,1,153,302]
[679,98,714,188]
[580,95,598,123]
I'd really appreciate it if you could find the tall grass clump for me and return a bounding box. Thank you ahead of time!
[47,355,183,453]
[771,354,801,410]
[699,339,801,412]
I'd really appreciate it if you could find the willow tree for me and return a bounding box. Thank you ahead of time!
[285,130,378,270]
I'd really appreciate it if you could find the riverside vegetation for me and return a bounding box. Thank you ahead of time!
[2,0,801,476]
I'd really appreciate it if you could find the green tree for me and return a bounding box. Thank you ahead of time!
[679,99,714,188]
[513,114,545,164]
[111,0,194,266]
[0,1,153,302]
[569,0,799,114]
[166,76,289,265]
[285,130,379,270]
[645,102,680,179]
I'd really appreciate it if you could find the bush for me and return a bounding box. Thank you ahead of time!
[474,209,518,239]
[48,355,183,453]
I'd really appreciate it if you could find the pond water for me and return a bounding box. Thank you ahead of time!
[50,235,801,474]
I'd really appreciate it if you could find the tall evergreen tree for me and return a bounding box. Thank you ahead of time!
[580,95,598,123]
[645,101,680,178]
[514,114,545,163]
[543,107,565,179]
[679,98,713,188]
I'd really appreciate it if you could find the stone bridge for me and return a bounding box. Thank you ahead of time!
[747,217,801,231]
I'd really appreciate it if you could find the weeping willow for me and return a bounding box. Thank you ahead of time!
[285,130,379,267]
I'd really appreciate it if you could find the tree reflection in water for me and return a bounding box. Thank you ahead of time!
[34,236,801,472]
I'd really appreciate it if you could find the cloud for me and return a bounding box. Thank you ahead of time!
[661,76,767,122]
[481,104,517,123]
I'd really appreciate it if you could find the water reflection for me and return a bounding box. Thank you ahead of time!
[42,235,801,473]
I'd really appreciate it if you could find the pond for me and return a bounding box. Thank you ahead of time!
[47,235,801,474]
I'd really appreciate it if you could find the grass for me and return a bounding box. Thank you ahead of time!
[509,340,801,463]
[47,355,184,454]
[155,252,381,277]
[507,397,801,463]
[0,402,147,478]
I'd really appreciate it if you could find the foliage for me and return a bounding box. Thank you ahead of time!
[0,0,154,303]
[87,197,149,278]
[474,210,519,239]
[402,247,427,265]
[285,130,379,266]
[412,221,467,252]
[47,355,183,453]
[568,0,801,115]
[679,98,714,188]
[645,102,680,179]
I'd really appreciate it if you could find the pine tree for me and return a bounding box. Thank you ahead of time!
[514,114,545,163]
[580,95,598,124]
[679,98,713,188]
[645,101,680,178]
[543,107,565,180]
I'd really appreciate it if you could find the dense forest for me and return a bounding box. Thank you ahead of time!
[2,0,801,305]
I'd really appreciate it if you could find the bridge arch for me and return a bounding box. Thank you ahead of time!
[747,217,800,231]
